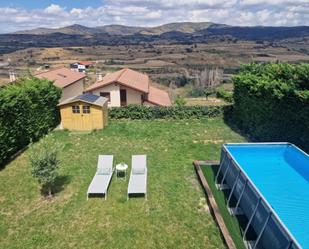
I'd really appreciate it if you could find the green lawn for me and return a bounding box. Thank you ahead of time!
[0,118,245,249]
[201,165,247,249]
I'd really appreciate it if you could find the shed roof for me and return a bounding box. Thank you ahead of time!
[58,93,108,107]
[85,68,149,93]
[35,67,86,88]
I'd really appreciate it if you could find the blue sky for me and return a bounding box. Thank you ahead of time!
[0,0,103,9]
[0,0,308,33]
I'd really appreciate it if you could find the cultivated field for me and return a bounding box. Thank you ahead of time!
[1,41,308,92]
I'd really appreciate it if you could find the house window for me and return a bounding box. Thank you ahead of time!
[72,105,80,114]
[83,105,91,114]
[100,92,111,102]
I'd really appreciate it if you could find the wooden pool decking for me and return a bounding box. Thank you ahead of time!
[193,160,237,249]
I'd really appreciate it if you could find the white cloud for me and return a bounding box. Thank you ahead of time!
[70,8,83,15]
[0,1,308,33]
[239,0,308,5]
[44,4,64,14]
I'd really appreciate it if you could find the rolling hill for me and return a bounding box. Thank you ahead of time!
[1,22,308,54]
[14,22,220,36]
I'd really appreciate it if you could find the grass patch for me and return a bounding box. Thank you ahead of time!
[0,119,245,249]
[201,165,247,249]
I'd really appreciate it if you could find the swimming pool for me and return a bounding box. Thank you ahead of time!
[216,143,309,249]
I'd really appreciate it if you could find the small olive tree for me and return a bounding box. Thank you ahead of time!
[174,95,187,106]
[204,89,214,100]
[30,142,60,197]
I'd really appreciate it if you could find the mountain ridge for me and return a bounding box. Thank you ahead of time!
[13,22,228,36]
[1,22,308,55]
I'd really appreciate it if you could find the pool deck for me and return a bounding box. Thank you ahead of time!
[193,160,237,249]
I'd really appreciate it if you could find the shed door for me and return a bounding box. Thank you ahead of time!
[71,104,83,130]
[81,105,93,130]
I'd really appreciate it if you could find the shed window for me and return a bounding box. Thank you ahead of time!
[83,105,91,114]
[72,105,80,114]
[100,92,111,102]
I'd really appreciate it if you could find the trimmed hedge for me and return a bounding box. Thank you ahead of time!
[0,77,61,166]
[109,105,229,119]
[233,63,309,150]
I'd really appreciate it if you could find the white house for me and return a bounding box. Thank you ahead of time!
[70,61,94,73]
[85,68,171,107]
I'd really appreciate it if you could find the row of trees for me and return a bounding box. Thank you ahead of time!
[170,66,226,102]
[194,67,223,98]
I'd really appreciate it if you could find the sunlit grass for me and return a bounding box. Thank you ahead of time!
[0,118,245,249]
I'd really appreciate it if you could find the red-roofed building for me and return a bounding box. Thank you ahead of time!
[85,68,171,107]
[35,67,86,101]
[70,61,94,73]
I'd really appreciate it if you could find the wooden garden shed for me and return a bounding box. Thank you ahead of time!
[58,93,108,131]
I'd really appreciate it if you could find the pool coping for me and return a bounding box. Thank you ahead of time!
[223,142,307,249]
[193,160,237,249]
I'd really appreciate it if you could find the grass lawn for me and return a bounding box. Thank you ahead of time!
[0,118,245,249]
[201,165,247,249]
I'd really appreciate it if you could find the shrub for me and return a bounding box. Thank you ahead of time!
[216,87,233,103]
[188,88,205,97]
[233,63,309,150]
[109,105,227,119]
[174,96,187,106]
[0,77,61,166]
[30,141,60,197]
[175,75,192,87]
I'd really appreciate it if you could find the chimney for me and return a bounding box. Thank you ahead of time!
[97,73,103,81]
[9,71,17,82]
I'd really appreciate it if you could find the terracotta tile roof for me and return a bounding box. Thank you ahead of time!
[35,67,86,88]
[146,86,171,106]
[85,68,149,93]
[78,61,94,66]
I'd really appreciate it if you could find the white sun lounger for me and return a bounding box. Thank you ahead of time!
[127,155,147,200]
[87,155,114,200]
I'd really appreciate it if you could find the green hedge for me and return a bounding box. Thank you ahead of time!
[216,87,233,103]
[233,63,309,150]
[109,105,228,119]
[0,77,61,166]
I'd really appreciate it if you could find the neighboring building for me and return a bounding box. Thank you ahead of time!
[85,68,171,107]
[70,61,94,73]
[35,67,87,101]
[58,93,108,131]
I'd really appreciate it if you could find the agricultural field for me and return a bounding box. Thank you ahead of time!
[0,118,246,249]
[1,40,308,96]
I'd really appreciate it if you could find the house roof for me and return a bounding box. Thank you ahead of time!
[85,68,149,93]
[35,67,86,88]
[85,68,171,106]
[146,86,171,106]
[77,61,94,66]
[58,93,108,107]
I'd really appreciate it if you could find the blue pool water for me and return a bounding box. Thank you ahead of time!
[225,143,309,249]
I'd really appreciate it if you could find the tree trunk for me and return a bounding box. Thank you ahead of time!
[48,187,52,198]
